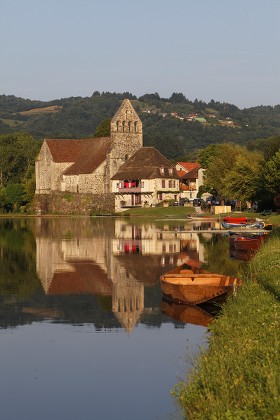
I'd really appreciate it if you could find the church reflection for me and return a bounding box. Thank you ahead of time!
[33,218,208,331]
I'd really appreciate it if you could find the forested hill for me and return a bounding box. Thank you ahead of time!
[1,92,280,160]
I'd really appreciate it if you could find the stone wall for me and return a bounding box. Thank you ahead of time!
[32,192,115,215]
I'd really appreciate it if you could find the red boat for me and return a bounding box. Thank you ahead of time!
[234,234,267,251]
[229,232,268,260]
[223,216,248,224]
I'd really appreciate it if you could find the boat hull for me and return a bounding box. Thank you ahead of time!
[234,236,266,251]
[223,216,248,223]
[160,264,240,305]
[222,221,265,229]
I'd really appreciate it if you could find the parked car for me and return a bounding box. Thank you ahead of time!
[193,198,205,207]
[179,198,189,206]
[206,196,220,206]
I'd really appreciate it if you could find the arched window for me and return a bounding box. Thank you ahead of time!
[134,121,137,132]
[128,121,131,132]
[122,121,125,132]
[116,121,120,132]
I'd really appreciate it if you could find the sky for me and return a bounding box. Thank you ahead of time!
[0,0,280,109]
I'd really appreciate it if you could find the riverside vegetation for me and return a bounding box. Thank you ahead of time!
[172,226,280,419]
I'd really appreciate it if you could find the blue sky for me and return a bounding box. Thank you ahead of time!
[0,0,279,108]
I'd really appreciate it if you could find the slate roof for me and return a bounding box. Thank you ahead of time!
[45,137,111,175]
[111,147,178,180]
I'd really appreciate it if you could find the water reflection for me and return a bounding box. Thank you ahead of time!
[0,217,247,420]
[160,298,220,327]
[0,217,246,332]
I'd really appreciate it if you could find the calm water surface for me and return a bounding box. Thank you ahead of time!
[0,217,246,420]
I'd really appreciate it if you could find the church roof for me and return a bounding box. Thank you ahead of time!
[45,139,85,163]
[45,137,111,175]
[111,147,178,180]
[64,137,111,175]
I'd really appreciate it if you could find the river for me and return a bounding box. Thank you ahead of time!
[0,217,246,420]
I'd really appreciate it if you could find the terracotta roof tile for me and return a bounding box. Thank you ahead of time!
[177,162,200,172]
[64,137,111,175]
[45,137,111,175]
[111,147,178,180]
[46,139,85,163]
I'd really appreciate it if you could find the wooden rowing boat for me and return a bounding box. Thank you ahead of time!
[160,263,241,305]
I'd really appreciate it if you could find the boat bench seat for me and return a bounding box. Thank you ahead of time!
[180,269,194,274]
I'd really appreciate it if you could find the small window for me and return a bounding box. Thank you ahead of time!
[160,167,164,175]
[169,168,173,175]
[141,181,144,188]
[162,179,165,188]
[168,180,172,188]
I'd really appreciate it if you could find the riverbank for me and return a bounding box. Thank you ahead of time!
[172,226,280,418]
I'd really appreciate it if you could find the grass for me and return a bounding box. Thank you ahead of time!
[172,226,280,419]
[117,205,195,218]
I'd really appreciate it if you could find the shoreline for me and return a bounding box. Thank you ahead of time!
[173,226,280,418]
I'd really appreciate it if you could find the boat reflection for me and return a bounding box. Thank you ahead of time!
[160,298,221,327]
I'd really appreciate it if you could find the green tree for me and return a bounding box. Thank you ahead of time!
[263,150,280,195]
[203,143,263,202]
[94,118,111,137]
[223,151,263,203]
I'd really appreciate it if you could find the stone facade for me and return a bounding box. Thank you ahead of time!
[35,99,142,195]
[35,99,143,213]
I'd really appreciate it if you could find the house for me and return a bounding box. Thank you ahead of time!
[176,162,204,201]
[112,147,179,211]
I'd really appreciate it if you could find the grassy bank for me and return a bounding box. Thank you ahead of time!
[172,227,280,419]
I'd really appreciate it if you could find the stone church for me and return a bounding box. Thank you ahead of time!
[35,99,143,213]
[35,98,179,214]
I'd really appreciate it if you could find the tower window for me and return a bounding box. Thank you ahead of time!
[134,121,137,132]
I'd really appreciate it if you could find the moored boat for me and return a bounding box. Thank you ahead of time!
[221,220,265,230]
[160,263,241,305]
[229,231,268,259]
[223,216,248,224]
[234,234,267,251]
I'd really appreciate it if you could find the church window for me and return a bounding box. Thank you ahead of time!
[116,121,120,132]
[128,121,131,132]
[122,121,125,132]
[134,121,137,132]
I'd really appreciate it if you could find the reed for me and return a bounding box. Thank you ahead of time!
[172,227,280,419]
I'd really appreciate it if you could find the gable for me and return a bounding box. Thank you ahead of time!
[176,162,200,173]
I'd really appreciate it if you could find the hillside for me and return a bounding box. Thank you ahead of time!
[0,92,280,159]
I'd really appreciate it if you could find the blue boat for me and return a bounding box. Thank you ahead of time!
[221,220,265,230]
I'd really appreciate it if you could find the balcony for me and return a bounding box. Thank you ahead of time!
[118,186,142,193]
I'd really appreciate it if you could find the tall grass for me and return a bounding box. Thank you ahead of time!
[173,227,280,419]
